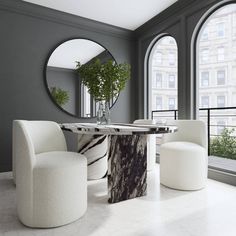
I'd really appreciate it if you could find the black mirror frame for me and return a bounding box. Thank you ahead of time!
[44,37,119,118]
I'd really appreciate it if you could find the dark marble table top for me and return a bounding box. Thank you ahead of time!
[61,123,177,135]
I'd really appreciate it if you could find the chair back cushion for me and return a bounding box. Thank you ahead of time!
[22,120,67,154]
[163,120,207,148]
[13,120,35,183]
[133,119,156,125]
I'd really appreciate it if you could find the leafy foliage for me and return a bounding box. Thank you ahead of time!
[50,87,69,106]
[75,59,131,102]
[210,128,236,160]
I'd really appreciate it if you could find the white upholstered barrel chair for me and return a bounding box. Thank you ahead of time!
[133,119,156,171]
[160,120,208,190]
[13,120,87,228]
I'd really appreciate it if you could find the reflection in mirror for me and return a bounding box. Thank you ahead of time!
[45,39,116,118]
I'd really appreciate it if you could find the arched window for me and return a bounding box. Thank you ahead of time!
[196,3,236,160]
[148,36,178,121]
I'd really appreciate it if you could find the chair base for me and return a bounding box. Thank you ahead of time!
[160,141,208,191]
[17,152,87,228]
[160,182,206,191]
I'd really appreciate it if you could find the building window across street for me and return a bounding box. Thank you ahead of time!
[156,96,162,110]
[201,71,209,87]
[168,97,176,110]
[168,74,175,88]
[217,70,226,85]
[201,96,209,108]
[217,95,225,107]
[153,72,162,88]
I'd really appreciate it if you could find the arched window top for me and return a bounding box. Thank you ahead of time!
[150,36,177,67]
[198,4,236,44]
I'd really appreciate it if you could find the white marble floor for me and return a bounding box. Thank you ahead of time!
[1,164,236,236]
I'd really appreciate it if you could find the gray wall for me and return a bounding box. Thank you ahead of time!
[134,0,227,119]
[0,0,135,172]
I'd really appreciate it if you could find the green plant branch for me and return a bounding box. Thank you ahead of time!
[50,87,70,106]
[210,128,236,160]
[75,59,130,102]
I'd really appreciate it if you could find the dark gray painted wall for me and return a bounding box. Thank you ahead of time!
[0,0,135,172]
[47,67,77,115]
[134,0,230,119]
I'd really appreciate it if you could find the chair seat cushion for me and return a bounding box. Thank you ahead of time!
[161,141,204,152]
[35,151,86,169]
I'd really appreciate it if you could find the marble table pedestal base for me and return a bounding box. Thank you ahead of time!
[108,135,147,203]
[77,134,108,180]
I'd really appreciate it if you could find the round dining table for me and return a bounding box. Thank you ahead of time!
[61,123,177,203]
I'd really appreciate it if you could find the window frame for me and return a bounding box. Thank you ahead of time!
[191,0,236,186]
[145,34,178,118]
[192,1,236,119]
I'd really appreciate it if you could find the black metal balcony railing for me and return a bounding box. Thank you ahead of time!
[152,107,236,155]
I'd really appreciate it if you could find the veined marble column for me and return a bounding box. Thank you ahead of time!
[77,134,108,180]
[108,135,147,203]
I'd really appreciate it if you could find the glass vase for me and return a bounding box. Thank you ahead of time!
[97,100,110,125]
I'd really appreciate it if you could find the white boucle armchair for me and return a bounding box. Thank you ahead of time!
[160,120,208,190]
[13,120,87,228]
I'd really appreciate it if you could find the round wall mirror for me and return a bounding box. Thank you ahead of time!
[45,38,117,118]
